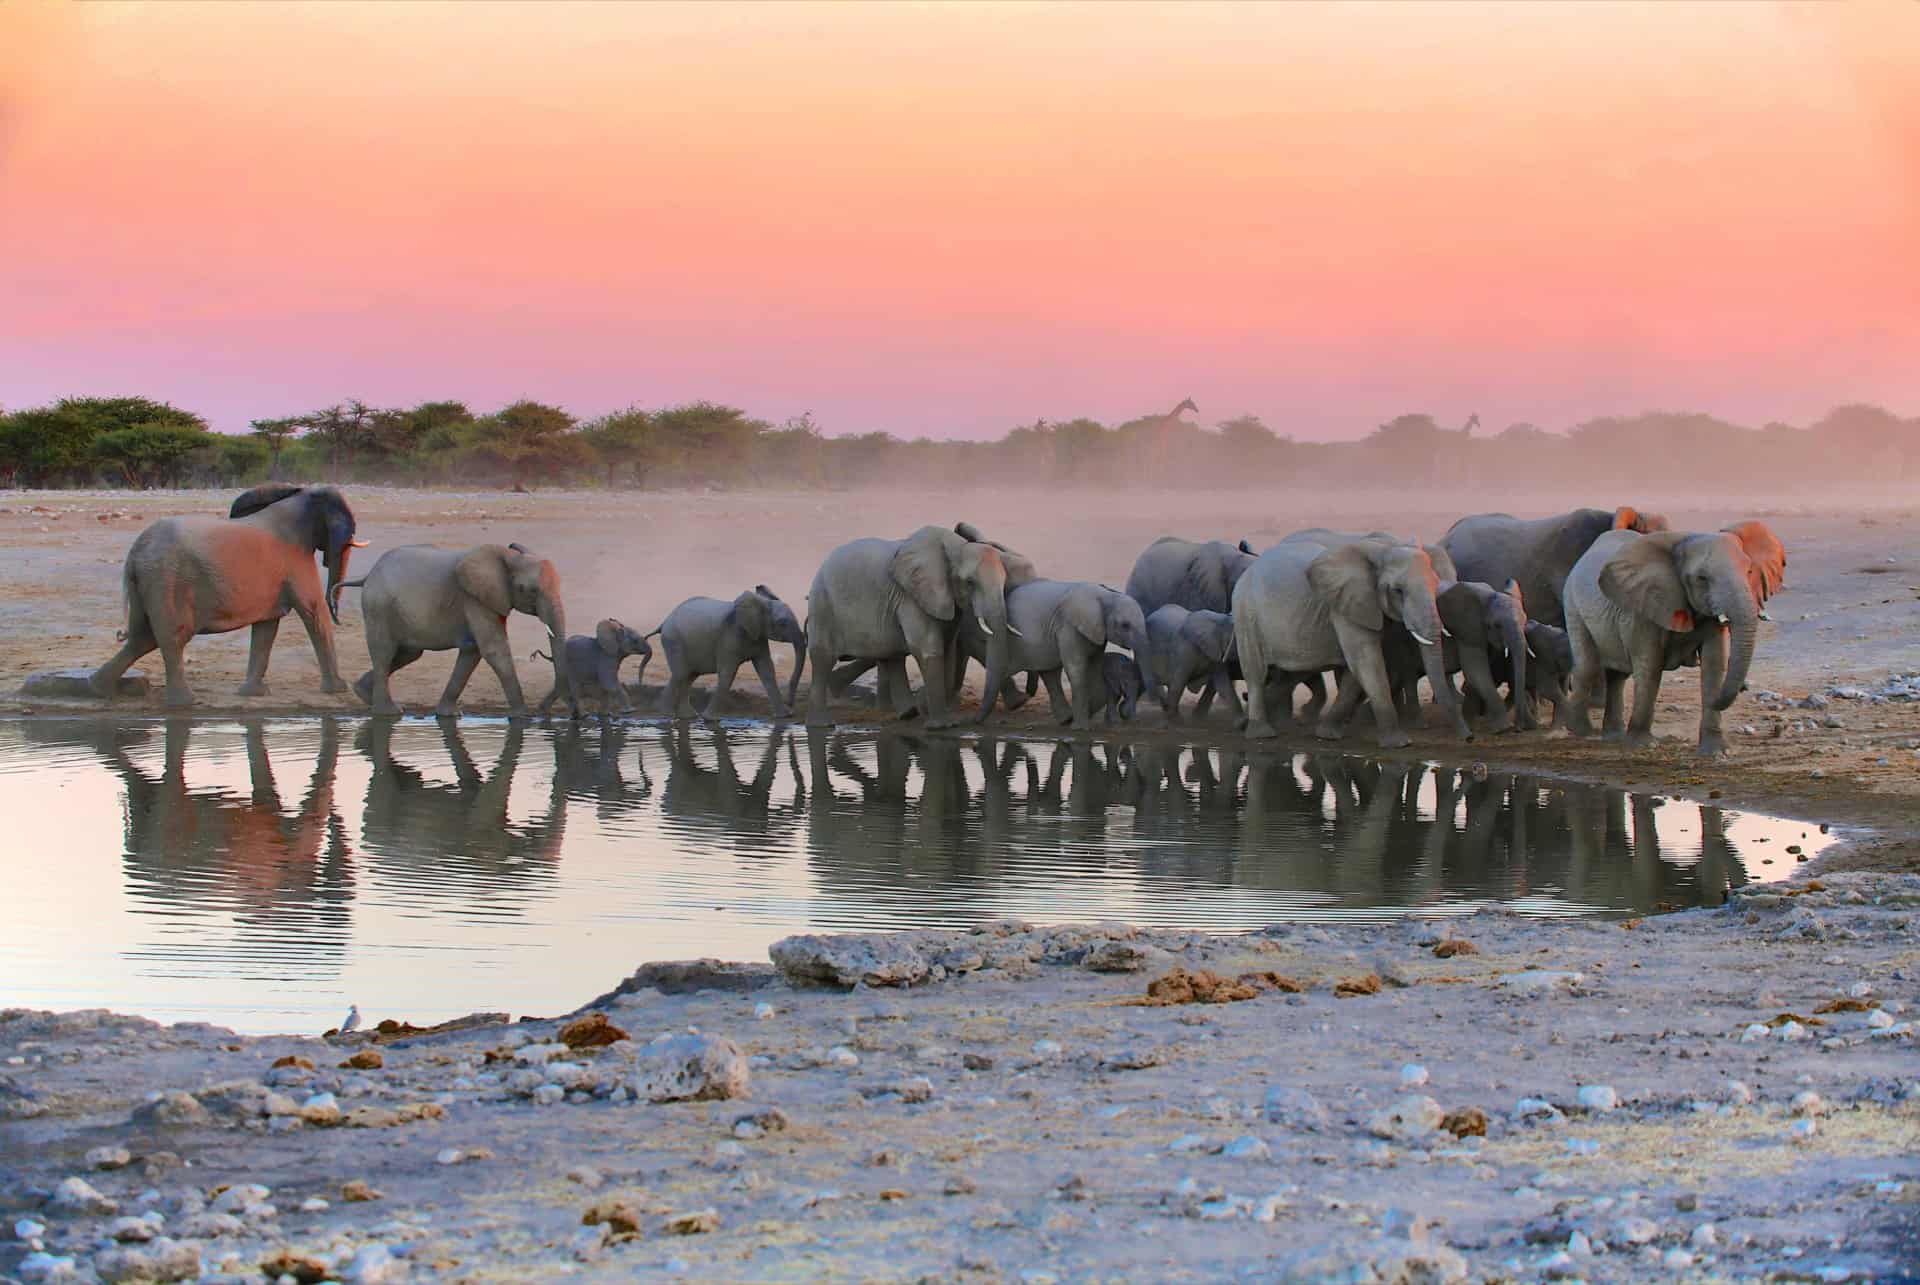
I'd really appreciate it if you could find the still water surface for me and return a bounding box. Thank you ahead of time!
[0,717,1829,1033]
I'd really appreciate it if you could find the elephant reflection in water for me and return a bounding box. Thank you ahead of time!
[1552,784,1747,911]
[643,724,807,850]
[550,723,654,820]
[354,719,567,890]
[39,717,356,961]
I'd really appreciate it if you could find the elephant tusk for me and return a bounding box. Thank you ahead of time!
[348,538,370,548]
[1526,643,1538,659]
[1716,614,1729,624]
[1758,610,1772,622]
[1409,630,1437,647]
[1440,625,1452,638]
[976,614,993,636]
[1007,622,1025,638]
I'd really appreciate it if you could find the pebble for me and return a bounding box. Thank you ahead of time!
[1222,1135,1270,1160]
[1663,1248,1694,1269]
[531,1083,565,1106]
[1033,1040,1064,1058]
[753,1002,776,1020]
[1776,1021,1810,1042]
[1740,1023,1771,1042]
[92,1237,200,1284]
[1847,981,1874,998]
[1169,1133,1214,1153]
[1567,1230,1591,1256]
[1690,1223,1718,1249]
[1868,1009,1895,1029]
[826,1046,860,1068]
[86,1146,133,1171]
[298,1197,329,1213]
[1723,1080,1755,1105]
[1791,1091,1826,1117]
[1514,1097,1565,1124]
[1367,1095,1444,1141]
[341,1243,402,1284]
[1789,1119,1819,1142]
[1575,1085,1618,1113]
[298,1092,342,1126]
[1252,1192,1288,1222]
[1399,1064,1429,1088]
[106,1216,155,1243]
[48,1176,118,1215]
[1263,1086,1330,1131]
[209,1184,270,1215]
[436,1148,466,1165]
[663,1208,720,1235]
[1615,1216,1660,1244]
[18,1253,79,1283]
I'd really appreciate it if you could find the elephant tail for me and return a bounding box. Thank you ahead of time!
[528,648,553,664]
[643,626,663,640]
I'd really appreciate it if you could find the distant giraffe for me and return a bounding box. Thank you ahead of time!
[1144,397,1198,481]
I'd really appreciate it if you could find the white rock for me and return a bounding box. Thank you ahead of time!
[341,1243,402,1284]
[753,1002,775,1020]
[1789,1118,1819,1142]
[1739,1023,1771,1043]
[16,1219,48,1240]
[1615,1216,1660,1244]
[531,1083,565,1106]
[48,1177,117,1215]
[18,1253,81,1283]
[86,1146,133,1171]
[1776,1021,1810,1041]
[1252,1192,1288,1222]
[632,1034,752,1102]
[1501,970,1585,994]
[1033,1039,1064,1058]
[1847,981,1873,999]
[1723,1080,1755,1105]
[1514,1097,1565,1124]
[300,1198,330,1213]
[1567,1230,1592,1256]
[1576,1085,1619,1113]
[1399,1064,1429,1088]
[209,1184,270,1214]
[1663,1249,1694,1269]
[1222,1135,1270,1160]
[515,1042,572,1064]
[1690,1223,1718,1249]
[436,1148,466,1165]
[1168,1133,1213,1152]
[1868,1009,1895,1029]
[1368,1095,1444,1141]
[1790,1091,1826,1117]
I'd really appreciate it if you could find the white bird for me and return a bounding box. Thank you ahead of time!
[339,1004,361,1034]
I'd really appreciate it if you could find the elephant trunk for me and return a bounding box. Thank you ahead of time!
[540,600,569,701]
[972,583,1010,724]
[1501,612,1533,730]
[1409,596,1470,739]
[323,541,353,625]
[1133,642,1157,711]
[1714,598,1758,711]
[785,625,808,709]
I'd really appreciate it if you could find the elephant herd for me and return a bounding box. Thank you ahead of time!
[84,486,1786,758]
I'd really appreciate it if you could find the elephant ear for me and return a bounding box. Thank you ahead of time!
[890,527,959,621]
[595,619,621,657]
[1307,545,1384,631]
[1424,543,1459,581]
[1182,611,1235,663]
[1503,578,1525,612]
[456,546,514,617]
[753,583,782,602]
[1179,553,1230,612]
[1598,534,1693,632]
[1723,520,1786,603]
[230,483,304,518]
[1237,539,1256,555]
[1614,506,1671,534]
[1063,587,1107,648]
[730,590,771,642]
[954,522,1037,588]
[1435,581,1486,641]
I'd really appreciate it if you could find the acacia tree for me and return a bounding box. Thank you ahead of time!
[469,400,583,489]
[577,406,655,487]
[250,417,302,479]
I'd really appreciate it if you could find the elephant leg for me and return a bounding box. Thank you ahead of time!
[291,597,346,694]
[1561,621,1602,736]
[239,618,280,696]
[1696,626,1729,758]
[667,670,699,720]
[1624,635,1665,750]
[155,615,195,709]
[751,650,789,719]
[806,636,839,727]
[1067,657,1098,730]
[91,619,158,701]
[707,659,744,720]
[366,645,420,717]
[1316,664,1369,743]
[1459,647,1513,733]
[475,634,529,719]
[1300,671,1329,722]
[1209,666,1243,723]
[1342,639,1407,749]
[1601,672,1628,739]
[1036,668,1072,725]
[436,647,483,719]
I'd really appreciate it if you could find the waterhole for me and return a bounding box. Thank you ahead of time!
[0,717,1831,1033]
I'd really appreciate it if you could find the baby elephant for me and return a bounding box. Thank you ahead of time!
[1475,621,1574,726]
[1144,605,1241,722]
[1093,652,1145,724]
[651,586,807,720]
[533,619,653,720]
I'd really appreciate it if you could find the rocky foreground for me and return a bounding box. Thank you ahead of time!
[3,874,1918,1285]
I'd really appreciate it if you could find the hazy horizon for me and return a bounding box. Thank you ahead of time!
[4,2,1915,438]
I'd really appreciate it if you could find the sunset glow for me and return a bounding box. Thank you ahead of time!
[3,1,1915,436]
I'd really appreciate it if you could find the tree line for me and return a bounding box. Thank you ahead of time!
[0,395,1913,491]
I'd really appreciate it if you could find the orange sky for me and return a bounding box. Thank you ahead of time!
[2,1,1915,437]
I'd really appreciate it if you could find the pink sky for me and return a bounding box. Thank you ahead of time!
[2,2,1915,438]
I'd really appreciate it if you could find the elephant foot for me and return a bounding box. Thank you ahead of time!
[896,708,922,722]
[86,671,119,701]
[506,707,531,722]
[1560,719,1593,738]
[1245,719,1279,740]
[1377,730,1413,750]
[925,716,959,731]
[1312,721,1344,742]
[320,677,347,695]
[805,709,835,729]
[237,681,270,697]
[163,686,196,709]
[1696,734,1728,759]
[434,704,461,719]
[1624,729,1655,750]
[352,674,375,705]
[769,706,792,721]
[1451,719,1475,742]
[1600,727,1626,742]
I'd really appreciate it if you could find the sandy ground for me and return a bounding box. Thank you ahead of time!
[2,485,1919,1282]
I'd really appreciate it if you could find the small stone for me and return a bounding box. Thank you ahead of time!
[1616,1216,1660,1244]
[1032,1039,1064,1058]
[1432,939,1479,958]
[339,1048,384,1070]
[1501,970,1584,994]
[436,1148,466,1165]
[1368,1095,1444,1141]
[1575,1085,1618,1113]
[1222,1134,1270,1160]
[107,1216,156,1243]
[1263,1085,1330,1131]
[1789,1118,1819,1142]
[16,1218,48,1240]
[1791,1091,1826,1117]
[583,1198,643,1237]
[93,1238,201,1284]
[86,1145,135,1171]
[731,1106,791,1139]
[298,1197,329,1213]
[826,1045,860,1068]
[632,1034,751,1102]
[1098,1046,1166,1071]
[531,1083,565,1106]
[1400,1064,1429,1087]
[1739,1023,1770,1043]
[130,1092,209,1129]
[1381,1208,1434,1244]
[944,1175,978,1196]
[1776,1020,1810,1041]
[1663,1248,1694,1270]
[48,1176,118,1216]
[341,1180,383,1202]
[560,1011,629,1049]
[1440,1106,1489,1138]
[1690,1223,1718,1249]
[1723,1080,1754,1105]
[1169,1132,1215,1152]
[209,1183,270,1215]
[1869,1009,1895,1029]
[341,1244,401,1284]
[753,1002,776,1020]
[862,1077,935,1104]
[962,1052,995,1071]
[1084,940,1151,972]
[297,1092,342,1126]
[1514,1097,1565,1124]
[1847,981,1873,999]
[271,1055,316,1070]
[664,1208,720,1235]
[18,1253,81,1283]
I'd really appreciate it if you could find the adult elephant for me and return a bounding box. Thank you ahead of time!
[958,580,1155,728]
[1561,521,1784,756]
[1233,537,1469,748]
[343,543,567,719]
[1123,536,1256,616]
[650,586,807,720]
[805,522,1034,730]
[1382,579,1532,732]
[89,483,364,706]
[1440,506,1669,629]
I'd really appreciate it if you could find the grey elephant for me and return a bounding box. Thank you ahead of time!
[532,619,653,720]
[1124,536,1256,616]
[649,586,806,721]
[341,542,568,719]
[90,483,365,707]
[957,579,1155,728]
[1440,506,1669,628]
[1233,537,1469,748]
[806,522,1035,730]
[1561,521,1784,756]
[1381,579,1532,732]
[1143,604,1240,723]
[1478,621,1574,726]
